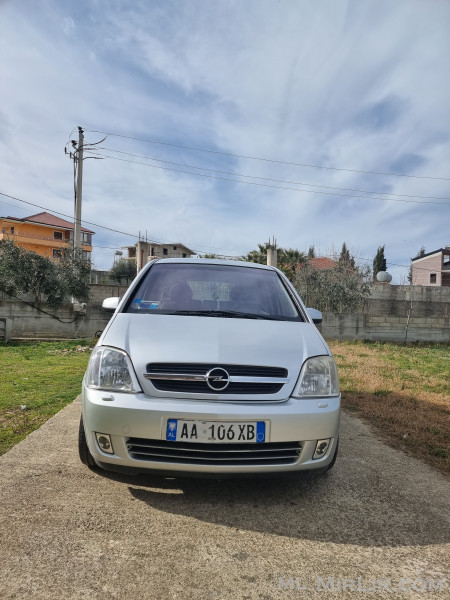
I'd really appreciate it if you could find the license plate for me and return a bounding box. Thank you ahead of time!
[166,419,266,443]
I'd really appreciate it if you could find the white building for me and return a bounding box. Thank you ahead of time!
[124,241,196,271]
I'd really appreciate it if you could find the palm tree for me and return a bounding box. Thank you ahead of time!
[279,248,306,281]
[244,243,269,264]
[244,243,306,281]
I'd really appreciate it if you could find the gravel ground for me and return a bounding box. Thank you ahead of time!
[0,397,449,599]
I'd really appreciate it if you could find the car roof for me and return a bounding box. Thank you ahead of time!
[150,257,277,271]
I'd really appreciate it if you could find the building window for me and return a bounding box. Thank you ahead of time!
[81,232,92,245]
[430,273,437,284]
[52,249,63,259]
[173,246,177,250]
[82,250,91,262]
[182,253,187,258]
[54,231,63,240]
[10,227,14,235]
[163,248,168,255]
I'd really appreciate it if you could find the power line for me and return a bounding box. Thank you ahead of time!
[312,252,448,274]
[86,150,450,207]
[2,191,444,272]
[0,191,139,240]
[84,127,450,181]
[95,146,450,202]
[0,191,246,256]
[0,197,32,214]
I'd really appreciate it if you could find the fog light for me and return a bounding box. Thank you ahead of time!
[95,432,114,454]
[313,439,330,460]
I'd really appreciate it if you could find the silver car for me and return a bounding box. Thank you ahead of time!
[79,258,340,477]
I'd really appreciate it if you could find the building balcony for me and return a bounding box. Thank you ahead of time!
[0,231,92,251]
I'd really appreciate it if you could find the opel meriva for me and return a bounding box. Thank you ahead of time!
[79,258,340,477]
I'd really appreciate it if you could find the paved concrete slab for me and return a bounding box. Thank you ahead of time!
[0,398,449,599]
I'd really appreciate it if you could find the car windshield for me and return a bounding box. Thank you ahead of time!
[125,262,302,321]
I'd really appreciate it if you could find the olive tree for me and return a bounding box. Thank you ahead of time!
[0,239,91,308]
[293,262,371,313]
[59,247,92,302]
[110,258,137,284]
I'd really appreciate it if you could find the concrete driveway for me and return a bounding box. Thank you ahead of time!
[0,397,448,599]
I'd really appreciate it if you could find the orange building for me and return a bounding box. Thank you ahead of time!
[0,212,94,260]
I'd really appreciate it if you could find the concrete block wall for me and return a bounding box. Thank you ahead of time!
[364,284,450,318]
[315,285,450,342]
[88,284,129,304]
[320,313,450,343]
[0,284,449,342]
[0,300,108,340]
[0,285,129,340]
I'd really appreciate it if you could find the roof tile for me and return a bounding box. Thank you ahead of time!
[19,212,94,233]
[307,257,338,270]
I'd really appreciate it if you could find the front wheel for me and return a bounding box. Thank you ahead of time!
[326,437,339,471]
[78,416,96,468]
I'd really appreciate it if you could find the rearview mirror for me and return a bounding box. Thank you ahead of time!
[102,297,121,311]
[306,308,322,324]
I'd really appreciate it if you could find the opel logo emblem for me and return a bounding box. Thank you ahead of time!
[205,367,230,391]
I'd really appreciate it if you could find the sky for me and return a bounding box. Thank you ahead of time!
[1,0,449,283]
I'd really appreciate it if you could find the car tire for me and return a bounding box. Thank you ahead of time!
[78,416,96,468]
[326,437,339,471]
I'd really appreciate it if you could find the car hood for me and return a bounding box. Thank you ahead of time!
[101,313,329,399]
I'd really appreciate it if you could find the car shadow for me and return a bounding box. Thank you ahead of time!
[92,459,449,548]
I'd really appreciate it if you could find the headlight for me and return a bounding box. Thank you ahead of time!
[86,347,141,393]
[293,356,340,398]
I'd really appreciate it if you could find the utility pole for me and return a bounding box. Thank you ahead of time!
[74,126,84,251]
[65,127,106,253]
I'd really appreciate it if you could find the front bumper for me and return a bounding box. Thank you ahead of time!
[81,385,340,476]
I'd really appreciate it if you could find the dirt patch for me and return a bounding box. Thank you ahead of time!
[329,340,450,477]
[342,391,449,476]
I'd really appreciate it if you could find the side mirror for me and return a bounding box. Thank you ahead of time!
[102,297,121,311]
[306,308,322,324]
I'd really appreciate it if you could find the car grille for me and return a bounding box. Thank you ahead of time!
[126,438,302,466]
[144,363,289,395]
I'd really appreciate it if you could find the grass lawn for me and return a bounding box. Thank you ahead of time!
[0,339,448,477]
[0,340,93,455]
[328,340,449,477]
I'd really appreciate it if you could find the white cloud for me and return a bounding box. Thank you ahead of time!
[61,16,75,36]
[0,0,449,277]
